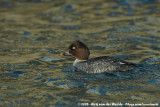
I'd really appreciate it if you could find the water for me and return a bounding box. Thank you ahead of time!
[0,0,160,106]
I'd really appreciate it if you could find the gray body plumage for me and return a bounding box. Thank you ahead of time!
[73,56,135,73]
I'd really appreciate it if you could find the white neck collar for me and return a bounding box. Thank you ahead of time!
[73,59,87,66]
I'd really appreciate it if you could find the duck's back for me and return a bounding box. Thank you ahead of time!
[74,56,135,73]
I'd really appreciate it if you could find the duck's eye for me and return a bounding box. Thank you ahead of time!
[72,46,76,50]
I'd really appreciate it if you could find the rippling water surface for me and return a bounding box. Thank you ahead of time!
[0,0,160,106]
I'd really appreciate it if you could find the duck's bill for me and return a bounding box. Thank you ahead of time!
[60,50,71,56]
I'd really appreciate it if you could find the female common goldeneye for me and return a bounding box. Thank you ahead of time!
[61,40,135,73]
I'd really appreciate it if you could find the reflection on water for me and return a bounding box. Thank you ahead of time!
[0,0,160,106]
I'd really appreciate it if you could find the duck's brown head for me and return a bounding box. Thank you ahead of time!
[61,40,90,60]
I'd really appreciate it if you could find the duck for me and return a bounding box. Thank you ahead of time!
[61,40,135,73]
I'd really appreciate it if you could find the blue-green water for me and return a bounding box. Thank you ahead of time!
[0,0,160,106]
